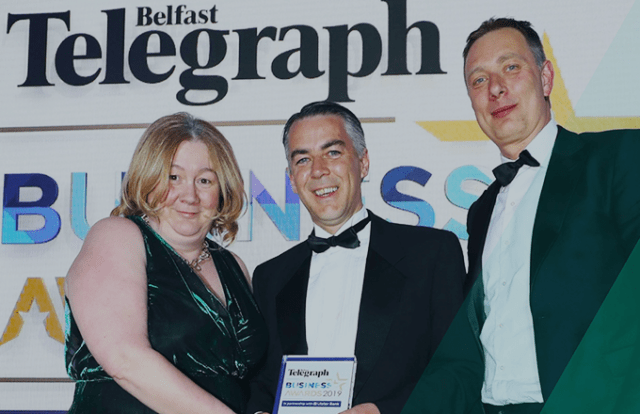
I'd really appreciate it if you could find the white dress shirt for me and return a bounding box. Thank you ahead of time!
[480,120,558,405]
[305,207,371,357]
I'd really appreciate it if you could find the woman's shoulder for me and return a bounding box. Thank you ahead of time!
[228,250,251,284]
[87,216,142,241]
[77,216,146,264]
[66,216,147,292]
[210,242,251,287]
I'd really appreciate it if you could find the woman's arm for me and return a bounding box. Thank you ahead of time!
[66,216,237,414]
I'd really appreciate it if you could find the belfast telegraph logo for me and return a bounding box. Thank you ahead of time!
[6,0,445,106]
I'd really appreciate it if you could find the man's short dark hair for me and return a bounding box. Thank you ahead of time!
[282,101,366,165]
[463,18,546,68]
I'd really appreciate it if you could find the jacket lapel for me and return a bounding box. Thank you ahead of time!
[531,127,586,288]
[353,212,407,397]
[275,212,408,396]
[276,254,311,355]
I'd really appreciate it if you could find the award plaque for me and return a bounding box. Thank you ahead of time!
[272,356,357,414]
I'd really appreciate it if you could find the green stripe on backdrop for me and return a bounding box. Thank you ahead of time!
[542,240,640,414]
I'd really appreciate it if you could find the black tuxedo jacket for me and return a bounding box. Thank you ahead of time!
[402,127,640,414]
[246,211,467,414]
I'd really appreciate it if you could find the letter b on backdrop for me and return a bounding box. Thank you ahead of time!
[2,173,61,244]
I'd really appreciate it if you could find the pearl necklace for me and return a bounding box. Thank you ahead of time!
[142,215,211,271]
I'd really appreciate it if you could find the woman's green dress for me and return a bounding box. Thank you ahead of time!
[65,216,267,413]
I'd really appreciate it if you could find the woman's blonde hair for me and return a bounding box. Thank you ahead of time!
[111,112,246,244]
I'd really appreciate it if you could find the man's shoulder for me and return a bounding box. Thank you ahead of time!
[255,241,310,274]
[567,126,640,138]
[369,211,460,248]
[252,241,311,298]
[550,126,640,173]
[558,126,640,149]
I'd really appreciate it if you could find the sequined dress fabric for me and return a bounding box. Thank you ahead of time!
[65,216,267,413]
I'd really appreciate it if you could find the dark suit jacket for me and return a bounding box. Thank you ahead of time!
[246,211,467,414]
[402,127,640,414]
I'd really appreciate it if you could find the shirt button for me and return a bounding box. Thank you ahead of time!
[511,202,516,207]
[502,281,506,286]
[504,240,510,246]
[499,324,503,328]
[500,366,505,370]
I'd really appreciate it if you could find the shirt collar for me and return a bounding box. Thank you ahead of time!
[500,119,558,168]
[314,207,368,239]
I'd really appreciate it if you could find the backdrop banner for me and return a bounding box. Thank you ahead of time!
[1,0,639,410]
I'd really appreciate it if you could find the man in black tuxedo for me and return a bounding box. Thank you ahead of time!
[402,18,640,414]
[246,101,467,414]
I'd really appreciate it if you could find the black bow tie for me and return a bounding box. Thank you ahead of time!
[492,150,540,187]
[307,216,371,253]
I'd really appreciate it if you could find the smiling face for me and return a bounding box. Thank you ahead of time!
[465,28,554,159]
[287,115,369,234]
[152,140,220,242]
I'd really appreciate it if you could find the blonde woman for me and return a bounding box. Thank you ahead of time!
[65,113,267,413]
